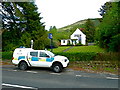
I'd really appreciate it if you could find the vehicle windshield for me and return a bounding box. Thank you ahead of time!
[47,51,55,57]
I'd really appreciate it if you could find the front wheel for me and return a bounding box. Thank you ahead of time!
[18,62,28,70]
[52,63,63,73]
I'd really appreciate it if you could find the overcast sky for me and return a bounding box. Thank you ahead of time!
[35,0,110,30]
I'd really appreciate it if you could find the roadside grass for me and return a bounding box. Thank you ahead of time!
[66,45,106,53]
[53,45,106,53]
[69,61,119,75]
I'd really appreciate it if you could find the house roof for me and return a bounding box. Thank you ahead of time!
[71,28,86,36]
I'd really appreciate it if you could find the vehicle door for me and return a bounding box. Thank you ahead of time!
[38,51,52,67]
[28,51,39,66]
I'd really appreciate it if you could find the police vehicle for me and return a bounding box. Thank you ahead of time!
[12,48,69,73]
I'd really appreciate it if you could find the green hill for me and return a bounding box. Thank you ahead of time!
[58,18,101,32]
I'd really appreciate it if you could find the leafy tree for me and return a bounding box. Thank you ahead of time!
[83,19,95,43]
[95,2,120,52]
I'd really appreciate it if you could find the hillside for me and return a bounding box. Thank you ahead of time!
[58,19,87,32]
[58,18,101,32]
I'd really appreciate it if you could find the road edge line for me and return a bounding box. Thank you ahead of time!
[2,83,38,90]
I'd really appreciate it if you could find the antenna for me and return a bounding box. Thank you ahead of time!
[31,40,33,49]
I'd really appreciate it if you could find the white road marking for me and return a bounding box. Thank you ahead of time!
[76,75,82,77]
[50,73,61,75]
[26,71,38,73]
[12,70,17,71]
[2,83,38,90]
[106,77,119,80]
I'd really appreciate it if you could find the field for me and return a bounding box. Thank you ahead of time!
[53,46,106,53]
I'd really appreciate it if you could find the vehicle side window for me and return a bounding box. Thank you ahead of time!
[39,52,48,57]
[30,52,38,57]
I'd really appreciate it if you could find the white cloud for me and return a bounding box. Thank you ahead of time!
[35,0,110,30]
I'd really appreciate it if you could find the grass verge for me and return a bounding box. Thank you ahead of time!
[69,61,119,75]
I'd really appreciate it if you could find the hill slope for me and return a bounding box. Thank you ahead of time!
[58,18,100,31]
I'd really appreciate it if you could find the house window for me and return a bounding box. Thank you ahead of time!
[63,40,65,43]
[74,34,80,37]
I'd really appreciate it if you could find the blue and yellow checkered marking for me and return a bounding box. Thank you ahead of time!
[16,56,54,62]
[31,57,39,61]
[46,57,54,62]
[31,57,54,62]
[18,56,25,60]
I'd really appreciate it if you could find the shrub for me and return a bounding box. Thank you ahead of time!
[54,52,97,61]
[54,52,119,62]
[2,52,13,60]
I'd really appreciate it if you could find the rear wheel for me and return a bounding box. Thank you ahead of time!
[52,63,63,73]
[19,62,28,70]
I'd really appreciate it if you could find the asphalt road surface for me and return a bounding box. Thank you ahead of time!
[2,65,119,89]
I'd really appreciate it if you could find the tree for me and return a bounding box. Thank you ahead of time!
[18,2,48,50]
[1,2,49,51]
[98,2,112,17]
[1,2,24,51]
[83,19,95,43]
[95,2,120,52]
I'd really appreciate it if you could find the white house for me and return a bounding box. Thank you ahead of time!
[61,28,86,45]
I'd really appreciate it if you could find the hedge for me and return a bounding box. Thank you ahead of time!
[54,52,97,61]
[2,52,13,60]
[54,52,119,61]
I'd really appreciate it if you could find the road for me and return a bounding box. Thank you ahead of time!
[1,65,119,89]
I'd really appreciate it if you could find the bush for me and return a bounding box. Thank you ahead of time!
[54,51,119,61]
[2,52,13,60]
[54,52,97,61]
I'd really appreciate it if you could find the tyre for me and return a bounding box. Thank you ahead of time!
[52,63,63,73]
[19,61,28,70]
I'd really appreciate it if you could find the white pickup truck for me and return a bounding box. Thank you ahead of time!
[12,48,69,73]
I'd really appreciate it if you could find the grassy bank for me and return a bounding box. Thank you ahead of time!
[69,61,119,74]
